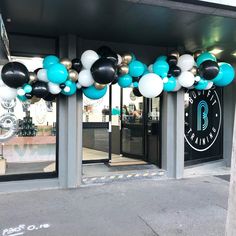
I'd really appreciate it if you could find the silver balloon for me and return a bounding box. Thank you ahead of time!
[0,113,18,142]
[29,72,38,84]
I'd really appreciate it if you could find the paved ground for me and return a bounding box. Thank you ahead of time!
[0,176,229,236]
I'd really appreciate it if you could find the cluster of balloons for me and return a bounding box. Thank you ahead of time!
[116,50,235,99]
[0,47,234,103]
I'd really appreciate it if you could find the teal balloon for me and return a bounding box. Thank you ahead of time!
[43,55,59,69]
[17,95,27,102]
[61,80,77,96]
[118,74,132,88]
[196,52,216,66]
[143,70,149,76]
[23,84,32,93]
[153,60,169,78]
[163,76,176,92]
[129,60,145,77]
[194,78,208,90]
[133,81,139,88]
[47,63,68,84]
[83,85,107,100]
[156,55,167,62]
[213,62,235,87]
[131,53,136,62]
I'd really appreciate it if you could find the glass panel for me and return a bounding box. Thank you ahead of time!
[121,88,143,157]
[82,87,110,161]
[0,56,57,176]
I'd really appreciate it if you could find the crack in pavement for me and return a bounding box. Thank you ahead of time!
[138,215,160,236]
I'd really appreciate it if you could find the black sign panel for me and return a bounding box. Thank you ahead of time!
[184,88,223,164]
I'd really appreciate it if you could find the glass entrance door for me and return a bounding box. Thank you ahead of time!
[82,87,111,163]
[120,88,145,159]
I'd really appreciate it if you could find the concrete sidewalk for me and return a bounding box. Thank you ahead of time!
[0,176,229,236]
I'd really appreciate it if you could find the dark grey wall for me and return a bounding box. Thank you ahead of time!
[8,34,58,57]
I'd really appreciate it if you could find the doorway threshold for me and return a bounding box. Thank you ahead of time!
[82,164,166,185]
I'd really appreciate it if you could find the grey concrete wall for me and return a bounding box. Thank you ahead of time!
[162,91,185,178]
[223,75,236,167]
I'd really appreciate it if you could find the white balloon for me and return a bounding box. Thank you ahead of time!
[177,54,195,71]
[117,54,122,65]
[148,64,153,72]
[195,76,201,82]
[76,82,82,89]
[17,88,25,96]
[138,73,163,98]
[172,79,182,92]
[78,70,94,87]
[81,50,99,69]
[162,77,168,83]
[48,82,61,94]
[178,71,195,88]
[64,86,70,93]
[0,86,17,100]
[204,81,213,90]
[37,69,49,82]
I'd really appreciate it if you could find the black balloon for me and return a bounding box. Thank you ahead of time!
[32,81,49,98]
[1,62,29,88]
[91,58,116,84]
[199,60,219,80]
[169,65,181,77]
[25,93,33,99]
[71,58,82,73]
[34,68,42,74]
[97,46,113,56]
[111,75,119,85]
[44,93,57,102]
[167,55,177,67]
[132,76,141,82]
[133,88,142,97]
[59,83,66,89]
[97,46,118,64]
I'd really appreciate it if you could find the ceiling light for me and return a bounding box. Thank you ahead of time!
[209,48,223,55]
[6,18,11,23]
[232,51,236,57]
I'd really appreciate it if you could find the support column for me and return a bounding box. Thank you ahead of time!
[161,90,184,178]
[225,104,236,236]
[58,35,82,188]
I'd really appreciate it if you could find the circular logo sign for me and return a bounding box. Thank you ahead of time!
[184,89,221,152]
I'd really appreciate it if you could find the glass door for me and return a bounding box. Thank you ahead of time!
[120,88,145,160]
[82,86,111,163]
[146,97,161,166]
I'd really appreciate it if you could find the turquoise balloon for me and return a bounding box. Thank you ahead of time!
[133,81,139,88]
[118,74,132,88]
[43,55,59,69]
[47,63,68,84]
[23,84,32,93]
[164,76,176,92]
[156,55,167,62]
[196,52,216,66]
[213,62,235,87]
[61,80,77,96]
[194,78,208,90]
[131,53,136,62]
[153,60,169,78]
[83,85,107,100]
[129,60,145,77]
[17,95,27,102]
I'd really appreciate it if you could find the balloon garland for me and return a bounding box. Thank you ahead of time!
[0,46,235,104]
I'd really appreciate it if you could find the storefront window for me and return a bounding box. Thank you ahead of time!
[0,57,57,179]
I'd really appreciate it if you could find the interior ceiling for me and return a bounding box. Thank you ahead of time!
[1,0,236,61]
